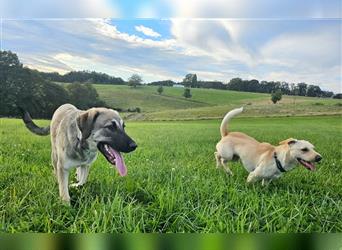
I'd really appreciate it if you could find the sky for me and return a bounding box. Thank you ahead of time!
[1,0,341,92]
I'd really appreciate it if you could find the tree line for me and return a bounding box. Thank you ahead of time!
[0,51,105,118]
[1,50,339,120]
[41,71,125,85]
[150,74,336,98]
[226,77,334,98]
[35,63,339,99]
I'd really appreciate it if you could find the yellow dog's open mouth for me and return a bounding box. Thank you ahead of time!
[297,158,315,171]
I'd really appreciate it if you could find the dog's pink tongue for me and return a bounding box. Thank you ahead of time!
[112,150,127,176]
[302,161,316,171]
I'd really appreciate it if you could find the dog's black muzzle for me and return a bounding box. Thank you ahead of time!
[128,141,138,151]
[108,132,137,153]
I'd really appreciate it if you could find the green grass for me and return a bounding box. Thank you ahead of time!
[0,116,341,232]
[94,84,269,110]
[91,84,342,120]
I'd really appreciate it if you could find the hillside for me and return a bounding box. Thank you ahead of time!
[89,84,342,120]
[93,85,268,111]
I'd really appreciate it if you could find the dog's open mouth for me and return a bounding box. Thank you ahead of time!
[297,158,315,171]
[97,142,127,176]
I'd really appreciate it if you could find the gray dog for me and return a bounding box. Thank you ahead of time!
[22,104,137,204]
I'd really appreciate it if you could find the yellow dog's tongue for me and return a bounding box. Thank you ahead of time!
[299,159,316,171]
[107,146,127,176]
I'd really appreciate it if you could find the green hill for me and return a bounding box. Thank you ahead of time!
[94,85,268,111]
[91,84,341,120]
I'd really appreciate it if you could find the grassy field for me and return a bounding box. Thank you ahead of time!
[94,85,268,112]
[0,116,341,232]
[93,85,342,120]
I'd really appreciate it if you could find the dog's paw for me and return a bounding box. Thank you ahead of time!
[226,171,234,176]
[70,183,83,188]
[60,197,71,206]
[223,168,234,176]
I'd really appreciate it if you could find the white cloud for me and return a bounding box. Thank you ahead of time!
[91,19,175,49]
[3,19,341,92]
[52,52,180,82]
[164,0,341,18]
[260,29,340,69]
[135,25,161,38]
[170,19,255,65]
[1,0,119,18]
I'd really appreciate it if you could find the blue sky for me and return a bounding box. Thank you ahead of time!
[1,0,341,92]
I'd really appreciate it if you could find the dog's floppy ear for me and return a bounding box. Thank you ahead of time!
[279,138,297,145]
[77,109,100,141]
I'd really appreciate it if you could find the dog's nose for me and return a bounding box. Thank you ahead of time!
[129,142,137,150]
[315,155,322,162]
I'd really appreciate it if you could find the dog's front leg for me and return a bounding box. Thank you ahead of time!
[247,171,260,184]
[261,179,271,186]
[57,163,71,204]
[71,165,90,187]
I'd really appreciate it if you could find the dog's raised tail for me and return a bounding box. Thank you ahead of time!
[220,107,244,137]
[19,108,50,136]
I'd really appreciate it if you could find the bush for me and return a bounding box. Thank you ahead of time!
[271,90,282,104]
[0,51,62,118]
[127,107,141,113]
[66,83,105,110]
[183,88,192,98]
[157,85,163,95]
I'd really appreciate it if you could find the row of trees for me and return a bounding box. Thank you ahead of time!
[41,71,125,85]
[38,67,337,98]
[0,51,105,118]
[226,78,334,98]
[147,73,337,98]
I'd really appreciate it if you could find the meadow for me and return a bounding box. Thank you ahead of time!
[0,115,341,232]
[93,85,342,120]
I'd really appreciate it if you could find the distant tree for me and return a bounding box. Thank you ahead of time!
[271,90,282,104]
[128,74,143,88]
[247,79,260,92]
[183,88,192,98]
[321,91,334,98]
[157,85,164,95]
[183,73,197,88]
[0,50,108,118]
[148,80,175,86]
[280,82,290,95]
[197,81,225,89]
[0,50,46,117]
[227,78,243,91]
[40,70,125,85]
[66,83,105,109]
[297,83,308,96]
[40,81,70,117]
[333,93,342,99]
[307,85,322,97]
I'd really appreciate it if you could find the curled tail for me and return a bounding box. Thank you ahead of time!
[19,108,50,136]
[220,107,244,137]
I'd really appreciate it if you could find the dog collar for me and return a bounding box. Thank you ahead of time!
[274,152,286,173]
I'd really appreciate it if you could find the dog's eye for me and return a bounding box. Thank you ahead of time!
[301,148,309,152]
[105,122,117,130]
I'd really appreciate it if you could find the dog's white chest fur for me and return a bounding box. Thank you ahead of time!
[64,151,98,170]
